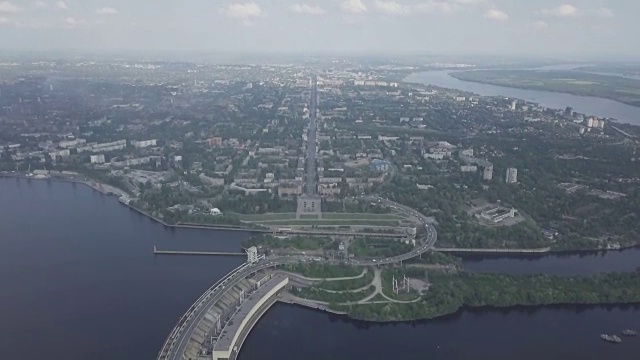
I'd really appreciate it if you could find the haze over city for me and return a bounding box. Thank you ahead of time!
[0,0,637,58]
[3,0,640,359]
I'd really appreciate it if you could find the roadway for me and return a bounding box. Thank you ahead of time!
[159,197,438,360]
[160,258,288,360]
[305,76,318,195]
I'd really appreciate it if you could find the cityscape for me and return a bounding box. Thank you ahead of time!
[2,1,640,359]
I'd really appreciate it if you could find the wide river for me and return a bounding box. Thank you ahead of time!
[405,70,640,126]
[2,178,640,359]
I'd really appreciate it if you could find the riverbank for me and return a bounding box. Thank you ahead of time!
[0,173,262,233]
[331,271,640,322]
[449,70,640,108]
[404,71,640,126]
[6,173,639,255]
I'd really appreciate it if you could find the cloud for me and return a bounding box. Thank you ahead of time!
[484,9,508,21]
[290,3,325,15]
[340,0,367,14]
[64,16,84,27]
[374,1,410,16]
[530,20,549,30]
[34,1,47,9]
[0,16,9,24]
[590,7,614,18]
[0,1,22,13]
[413,0,485,15]
[55,1,67,10]
[96,7,119,15]
[222,2,262,25]
[539,4,578,18]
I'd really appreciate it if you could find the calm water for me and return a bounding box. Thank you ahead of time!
[2,177,640,359]
[405,71,640,126]
[0,177,247,359]
[462,249,640,276]
[242,304,640,360]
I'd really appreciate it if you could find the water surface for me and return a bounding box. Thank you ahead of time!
[405,70,640,126]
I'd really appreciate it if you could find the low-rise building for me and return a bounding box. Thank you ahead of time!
[131,139,157,148]
[90,154,106,164]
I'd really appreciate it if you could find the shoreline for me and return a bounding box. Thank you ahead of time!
[448,71,640,109]
[403,71,640,127]
[3,174,639,255]
[280,301,640,325]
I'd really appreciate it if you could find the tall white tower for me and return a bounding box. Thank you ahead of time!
[506,168,518,184]
[246,246,258,264]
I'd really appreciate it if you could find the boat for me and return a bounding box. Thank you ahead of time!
[622,329,638,336]
[601,334,622,343]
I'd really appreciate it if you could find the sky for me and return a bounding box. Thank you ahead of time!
[0,0,637,59]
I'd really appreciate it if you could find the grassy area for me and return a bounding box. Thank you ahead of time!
[243,234,332,251]
[322,213,407,220]
[250,219,400,226]
[283,263,362,278]
[350,237,414,258]
[339,271,640,322]
[316,269,375,291]
[292,285,375,303]
[235,213,297,221]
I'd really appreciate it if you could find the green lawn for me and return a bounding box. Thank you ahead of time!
[322,213,406,220]
[251,219,400,226]
[235,213,297,221]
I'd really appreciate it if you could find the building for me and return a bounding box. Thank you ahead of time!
[319,183,341,197]
[199,173,225,187]
[296,195,322,219]
[461,165,478,172]
[278,184,303,197]
[131,139,157,148]
[48,149,70,159]
[90,154,106,164]
[506,167,518,184]
[483,165,494,181]
[510,100,517,111]
[480,207,517,223]
[59,138,86,148]
[207,137,223,147]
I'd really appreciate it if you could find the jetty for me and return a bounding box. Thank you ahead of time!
[153,246,245,256]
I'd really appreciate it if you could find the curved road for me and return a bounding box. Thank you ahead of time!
[158,197,437,360]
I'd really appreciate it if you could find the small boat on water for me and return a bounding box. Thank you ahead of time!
[622,329,638,336]
[601,334,622,343]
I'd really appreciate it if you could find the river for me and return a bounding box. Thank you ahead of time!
[404,70,640,126]
[1,177,640,359]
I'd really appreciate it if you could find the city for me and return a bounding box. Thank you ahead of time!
[2,1,640,359]
[2,57,640,359]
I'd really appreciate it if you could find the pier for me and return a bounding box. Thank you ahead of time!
[153,246,245,256]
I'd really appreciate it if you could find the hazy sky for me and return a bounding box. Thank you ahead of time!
[0,0,637,58]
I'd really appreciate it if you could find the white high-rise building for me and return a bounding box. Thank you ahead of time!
[506,167,518,184]
[510,100,517,111]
